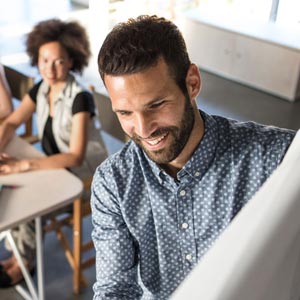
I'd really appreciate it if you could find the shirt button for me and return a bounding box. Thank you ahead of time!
[180,190,186,196]
[185,254,192,261]
[195,171,200,177]
[181,222,189,229]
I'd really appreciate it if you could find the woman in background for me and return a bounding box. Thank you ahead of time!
[0,18,107,287]
[0,63,12,120]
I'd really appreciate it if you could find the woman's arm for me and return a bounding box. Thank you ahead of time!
[0,65,12,119]
[0,94,36,151]
[0,111,90,174]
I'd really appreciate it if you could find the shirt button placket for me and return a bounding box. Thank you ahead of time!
[180,190,186,197]
[185,253,193,262]
[181,222,189,229]
[194,171,200,177]
[178,187,195,272]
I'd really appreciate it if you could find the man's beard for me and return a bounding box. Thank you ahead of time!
[131,95,195,164]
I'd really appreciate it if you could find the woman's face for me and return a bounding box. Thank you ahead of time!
[38,41,73,86]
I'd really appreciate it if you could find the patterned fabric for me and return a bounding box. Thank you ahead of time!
[91,110,295,300]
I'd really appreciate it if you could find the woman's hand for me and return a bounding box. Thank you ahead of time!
[0,153,30,174]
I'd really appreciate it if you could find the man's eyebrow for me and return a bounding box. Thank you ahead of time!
[145,97,166,107]
[113,107,132,114]
[113,95,168,113]
[114,108,129,113]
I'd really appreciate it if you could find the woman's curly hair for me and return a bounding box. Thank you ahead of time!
[26,18,91,74]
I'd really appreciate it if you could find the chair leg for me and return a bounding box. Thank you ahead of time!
[73,198,89,294]
[50,217,75,268]
[73,198,82,294]
[47,199,88,294]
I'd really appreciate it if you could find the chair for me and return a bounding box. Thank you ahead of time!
[3,65,37,142]
[43,177,94,294]
[90,85,128,143]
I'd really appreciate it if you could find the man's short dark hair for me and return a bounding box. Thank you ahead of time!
[98,15,191,95]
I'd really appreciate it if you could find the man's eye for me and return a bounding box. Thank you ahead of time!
[150,101,164,109]
[118,111,131,116]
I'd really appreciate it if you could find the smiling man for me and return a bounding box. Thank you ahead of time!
[104,56,203,176]
[91,15,295,300]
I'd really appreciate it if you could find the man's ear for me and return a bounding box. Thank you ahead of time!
[186,64,201,101]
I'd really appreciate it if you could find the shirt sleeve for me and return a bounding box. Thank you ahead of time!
[28,80,43,103]
[265,128,295,165]
[91,164,143,300]
[72,91,95,117]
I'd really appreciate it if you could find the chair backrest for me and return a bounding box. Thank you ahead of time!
[90,86,127,143]
[3,65,35,138]
[3,65,34,101]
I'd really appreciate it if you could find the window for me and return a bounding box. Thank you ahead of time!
[276,0,300,27]
[106,0,198,24]
[196,0,273,23]
[195,0,300,28]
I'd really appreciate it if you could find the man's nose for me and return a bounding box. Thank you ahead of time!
[135,112,155,139]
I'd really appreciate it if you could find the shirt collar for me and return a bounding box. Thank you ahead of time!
[136,110,219,183]
[178,110,219,181]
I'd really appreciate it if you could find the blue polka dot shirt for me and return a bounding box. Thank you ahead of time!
[91,110,295,300]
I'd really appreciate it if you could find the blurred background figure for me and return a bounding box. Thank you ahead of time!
[0,63,12,120]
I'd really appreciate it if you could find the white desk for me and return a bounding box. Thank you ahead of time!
[0,136,83,300]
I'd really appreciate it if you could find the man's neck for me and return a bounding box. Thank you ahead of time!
[160,109,205,178]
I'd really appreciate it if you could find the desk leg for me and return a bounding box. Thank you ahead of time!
[6,231,39,300]
[5,217,45,300]
[35,216,45,300]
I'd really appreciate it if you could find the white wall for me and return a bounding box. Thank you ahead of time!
[177,10,300,101]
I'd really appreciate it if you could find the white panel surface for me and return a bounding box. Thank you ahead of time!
[172,130,300,300]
